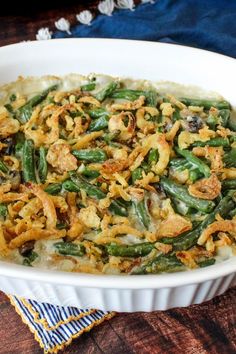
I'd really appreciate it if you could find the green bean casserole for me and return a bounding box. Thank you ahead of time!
[0,74,235,274]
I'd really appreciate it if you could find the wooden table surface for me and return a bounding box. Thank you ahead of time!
[0,2,236,353]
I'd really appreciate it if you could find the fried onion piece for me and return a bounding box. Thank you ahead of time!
[221,168,236,179]
[18,197,42,219]
[95,225,142,244]
[142,133,171,175]
[29,184,57,229]
[165,121,181,141]
[66,192,84,239]
[24,105,62,147]
[78,205,101,229]
[0,183,29,203]
[136,107,156,134]
[101,159,126,175]
[111,96,145,111]
[51,196,68,213]
[72,131,103,149]
[9,228,66,249]
[0,107,19,138]
[108,112,135,141]
[46,140,77,173]
[0,224,9,256]
[156,214,192,238]
[78,96,101,107]
[176,251,198,269]
[192,146,223,172]
[198,220,236,245]
[188,174,221,200]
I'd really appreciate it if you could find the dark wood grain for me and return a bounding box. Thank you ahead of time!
[0,1,100,47]
[0,2,236,353]
[0,289,235,354]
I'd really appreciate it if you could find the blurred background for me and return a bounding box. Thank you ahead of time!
[0,0,104,45]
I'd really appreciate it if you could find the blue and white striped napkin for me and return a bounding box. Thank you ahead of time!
[8,295,115,353]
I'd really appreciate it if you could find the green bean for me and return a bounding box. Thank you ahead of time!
[223,148,236,167]
[72,149,107,162]
[169,158,193,171]
[145,91,158,107]
[0,204,7,218]
[111,89,158,107]
[169,158,191,168]
[170,159,202,181]
[108,199,128,217]
[44,183,62,195]
[133,198,151,229]
[198,258,215,268]
[88,108,109,119]
[63,177,103,198]
[189,169,202,183]
[15,132,25,157]
[38,147,48,183]
[89,115,109,132]
[95,82,118,101]
[171,197,191,216]
[4,103,14,113]
[80,166,100,179]
[229,136,236,144]
[22,140,36,183]
[56,222,68,230]
[160,193,235,250]
[141,162,150,173]
[175,147,210,177]
[111,89,145,101]
[160,177,215,213]
[172,108,181,121]
[17,84,58,124]
[179,97,230,110]
[227,111,236,131]
[219,109,230,127]
[132,254,184,274]
[222,179,236,190]
[104,130,120,144]
[106,242,154,257]
[10,93,16,102]
[0,160,8,174]
[66,173,128,216]
[229,208,236,218]
[206,114,219,130]
[191,137,230,148]
[131,168,143,184]
[148,148,158,166]
[23,251,38,266]
[80,83,96,91]
[54,242,85,257]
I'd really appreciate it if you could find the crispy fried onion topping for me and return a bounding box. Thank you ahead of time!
[29,184,57,229]
[198,220,236,245]
[111,96,145,111]
[142,133,170,175]
[192,146,223,172]
[108,112,135,141]
[0,107,19,137]
[9,228,66,249]
[188,174,221,200]
[156,213,192,238]
[136,107,157,134]
[176,247,213,269]
[46,140,77,173]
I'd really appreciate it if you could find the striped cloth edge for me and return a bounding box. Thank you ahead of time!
[8,295,115,353]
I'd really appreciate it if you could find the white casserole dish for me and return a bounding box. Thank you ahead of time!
[0,38,235,312]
